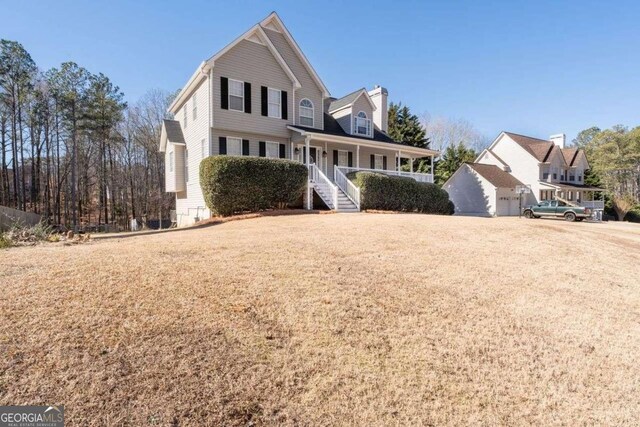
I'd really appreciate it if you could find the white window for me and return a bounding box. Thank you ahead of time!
[227,137,242,156]
[265,141,280,158]
[338,150,348,167]
[169,151,174,172]
[354,111,371,136]
[185,150,189,182]
[192,93,197,120]
[201,139,206,158]
[268,88,281,118]
[183,106,187,128]
[374,154,384,170]
[229,79,244,111]
[299,98,314,126]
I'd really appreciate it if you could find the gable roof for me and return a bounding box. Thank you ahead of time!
[328,88,376,113]
[159,120,185,152]
[168,12,310,114]
[288,114,438,155]
[504,132,555,162]
[466,163,524,188]
[259,12,330,97]
[501,131,588,167]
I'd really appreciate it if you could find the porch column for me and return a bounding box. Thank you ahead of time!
[305,136,312,210]
[431,155,434,175]
[356,145,360,169]
[410,156,413,173]
[324,141,328,175]
[397,150,401,171]
[290,141,294,160]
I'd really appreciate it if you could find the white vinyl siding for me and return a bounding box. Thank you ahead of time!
[183,106,187,128]
[266,141,279,158]
[229,79,244,111]
[201,139,206,158]
[227,137,242,156]
[169,151,174,172]
[374,154,383,170]
[299,98,313,126]
[185,150,189,182]
[268,88,281,118]
[192,92,197,120]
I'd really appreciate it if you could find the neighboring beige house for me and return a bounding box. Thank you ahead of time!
[159,12,438,226]
[443,131,604,216]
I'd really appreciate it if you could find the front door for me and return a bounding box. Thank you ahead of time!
[298,144,323,171]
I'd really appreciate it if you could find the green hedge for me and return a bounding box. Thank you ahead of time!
[349,171,454,215]
[200,156,308,216]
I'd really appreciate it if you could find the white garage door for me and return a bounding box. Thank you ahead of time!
[496,194,520,216]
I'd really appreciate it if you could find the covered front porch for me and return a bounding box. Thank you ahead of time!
[288,127,439,211]
[539,182,605,210]
[288,128,438,184]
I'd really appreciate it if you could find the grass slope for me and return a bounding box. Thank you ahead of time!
[1,215,640,426]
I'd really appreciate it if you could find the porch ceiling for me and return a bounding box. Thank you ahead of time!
[288,126,438,157]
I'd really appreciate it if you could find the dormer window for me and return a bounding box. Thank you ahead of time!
[354,111,371,137]
[299,99,314,126]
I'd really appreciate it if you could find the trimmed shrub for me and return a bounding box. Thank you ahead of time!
[349,171,454,215]
[200,156,308,216]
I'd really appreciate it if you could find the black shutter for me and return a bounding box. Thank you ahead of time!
[333,150,338,166]
[220,77,228,110]
[383,156,387,170]
[219,137,227,155]
[279,144,286,159]
[281,90,288,120]
[259,141,266,157]
[261,86,268,116]
[348,152,353,167]
[370,154,375,169]
[244,82,251,113]
[242,139,250,156]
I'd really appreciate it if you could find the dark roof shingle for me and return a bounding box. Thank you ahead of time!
[328,88,366,112]
[163,119,185,144]
[467,163,524,188]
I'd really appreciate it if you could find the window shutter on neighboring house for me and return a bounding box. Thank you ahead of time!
[333,150,338,166]
[279,144,286,159]
[242,139,250,156]
[383,156,387,170]
[348,152,353,167]
[281,91,288,120]
[244,82,251,113]
[261,86,268,116]
[220,77,228,110]
[370,154,375,169]
[219,137,227,155]
[259,141,266,157]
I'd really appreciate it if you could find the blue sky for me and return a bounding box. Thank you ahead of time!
[3,0,639,144]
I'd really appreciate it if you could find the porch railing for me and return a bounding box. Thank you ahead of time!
[579,200,605,210]
[308,163,338,209]
[334,166,360,209]
[337,166,433,183]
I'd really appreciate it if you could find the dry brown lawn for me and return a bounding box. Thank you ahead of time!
[1,214,640,426]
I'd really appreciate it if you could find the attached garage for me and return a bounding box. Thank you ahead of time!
[443,163,525,217]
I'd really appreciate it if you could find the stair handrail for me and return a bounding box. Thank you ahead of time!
[334,167,361,210]
[308,164,339,209]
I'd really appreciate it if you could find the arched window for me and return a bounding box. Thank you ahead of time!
[354,111,371,136]
[299,99,314,126]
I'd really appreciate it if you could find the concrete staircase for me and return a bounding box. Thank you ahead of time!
[313,182,359,212]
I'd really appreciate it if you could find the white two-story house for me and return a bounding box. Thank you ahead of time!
[159,12,439,226]
[442,131,604,216]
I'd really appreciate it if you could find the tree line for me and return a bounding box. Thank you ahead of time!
[0,40,174,231]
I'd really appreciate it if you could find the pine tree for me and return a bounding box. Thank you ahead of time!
[434,142,477,186]
[387,102,428,148]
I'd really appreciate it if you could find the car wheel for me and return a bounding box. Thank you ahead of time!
[524,210,534,219]
[564,212,576,222]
